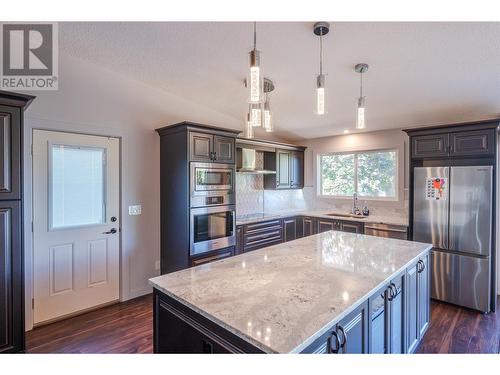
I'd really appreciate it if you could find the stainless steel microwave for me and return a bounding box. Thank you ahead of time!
[190,162,234,207]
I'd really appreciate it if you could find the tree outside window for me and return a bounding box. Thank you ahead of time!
[319,150,397,199]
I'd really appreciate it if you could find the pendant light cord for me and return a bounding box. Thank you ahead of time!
[319,29,323,75]
[360,70,363,98]
[253,21,257,50]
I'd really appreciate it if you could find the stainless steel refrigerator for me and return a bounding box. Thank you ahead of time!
[413,166,493,313]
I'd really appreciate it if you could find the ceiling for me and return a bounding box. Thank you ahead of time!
[59,22,500,140]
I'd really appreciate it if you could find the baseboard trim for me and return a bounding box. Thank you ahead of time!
[125,286,153,301]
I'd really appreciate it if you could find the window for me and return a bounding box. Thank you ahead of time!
[50,144,106,229]
[319,150,397,199]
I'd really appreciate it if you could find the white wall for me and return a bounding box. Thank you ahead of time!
[23,53,244,330]
[301,129,409,214]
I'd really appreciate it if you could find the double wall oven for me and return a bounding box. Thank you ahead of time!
[189,162,235,256]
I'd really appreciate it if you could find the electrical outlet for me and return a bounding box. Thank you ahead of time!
[129,205,142,215]
[155,260,160,271]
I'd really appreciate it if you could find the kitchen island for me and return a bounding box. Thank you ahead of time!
[149,231,432,354]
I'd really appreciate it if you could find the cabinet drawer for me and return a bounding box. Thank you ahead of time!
[244,229,282,252]
[190,249,234,267]
[245,219,281,233]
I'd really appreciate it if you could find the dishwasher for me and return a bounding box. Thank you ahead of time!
[364,223,408,240]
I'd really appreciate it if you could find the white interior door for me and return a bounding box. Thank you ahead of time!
[33,130,120,325]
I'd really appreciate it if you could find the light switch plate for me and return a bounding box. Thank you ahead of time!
[155,260,160,271]
[129,205,142,215]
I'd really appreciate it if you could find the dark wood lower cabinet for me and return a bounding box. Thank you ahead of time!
[154,289,264,353]
[283,217,296,242]
[406,255,430,353]
[336,301,369,354]
[0,201,22,353]
[302,217,315,237]
[316,219,337,233]
[190,247,234,267]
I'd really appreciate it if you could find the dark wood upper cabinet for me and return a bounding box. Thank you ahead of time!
[213,136,235,163]
[0,106,21,201]
[290,151,304,188]
[189,131,213,162]
[450,129,495,157]
[411,134,449,159]
[405,120,499,160]
[189,132,235,163]
[276,150,291,188]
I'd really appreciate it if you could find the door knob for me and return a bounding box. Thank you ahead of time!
[103,228,117,235]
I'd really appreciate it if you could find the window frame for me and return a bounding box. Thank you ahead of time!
[317,148,399,201]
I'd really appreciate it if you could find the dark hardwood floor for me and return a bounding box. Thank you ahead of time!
[26,294,153,353]
[418,297,500,354]
[26,294,500,354]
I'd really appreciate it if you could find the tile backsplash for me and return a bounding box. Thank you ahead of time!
[235,151,407,219]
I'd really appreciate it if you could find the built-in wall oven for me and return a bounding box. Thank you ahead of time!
[190,205,236,256]
[190,162,234,207]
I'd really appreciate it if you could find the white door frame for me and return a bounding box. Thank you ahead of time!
[24,120,123,331]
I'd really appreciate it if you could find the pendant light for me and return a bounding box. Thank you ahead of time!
[249,22,263,104]
[263,78,275,132]
[313,22,329,115]
[355,63,369,129]
[249,102,262,127]
[244,110,254,139]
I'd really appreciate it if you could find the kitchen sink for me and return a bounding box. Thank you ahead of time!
[326,212,367,219]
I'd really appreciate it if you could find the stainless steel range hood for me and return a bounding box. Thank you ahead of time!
[236,148,276,174]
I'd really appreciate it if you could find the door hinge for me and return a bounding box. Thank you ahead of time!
[30,143,33,156]
[31,221,33,232]
[32,298,34,310]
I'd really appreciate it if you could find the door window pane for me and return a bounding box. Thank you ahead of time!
[50,145,106,229]
[320,154,355,196]
[358,151,396,198]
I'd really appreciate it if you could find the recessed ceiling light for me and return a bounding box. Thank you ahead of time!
[343,130,350,134]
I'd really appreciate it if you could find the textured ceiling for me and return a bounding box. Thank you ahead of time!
[59,22,500,140]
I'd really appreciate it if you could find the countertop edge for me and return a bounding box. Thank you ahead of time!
[149,243,432,353]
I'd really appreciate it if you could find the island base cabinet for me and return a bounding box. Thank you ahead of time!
[406,254,430,353]
[153,289,264,354]
[337,300,369,354]
[302,301,369,354]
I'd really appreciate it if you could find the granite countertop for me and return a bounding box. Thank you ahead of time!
[236,210,408,227]
[149,231,431,353]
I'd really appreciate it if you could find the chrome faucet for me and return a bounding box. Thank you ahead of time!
[352,193,359,215]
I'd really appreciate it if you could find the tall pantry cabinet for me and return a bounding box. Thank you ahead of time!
[0,90,34,353]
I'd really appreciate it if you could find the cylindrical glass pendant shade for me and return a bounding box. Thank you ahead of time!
[244,112,254,139]
[316,74,326,115]
[249,50,262,103]
[356,96,366,129]
[249,102,262,127]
